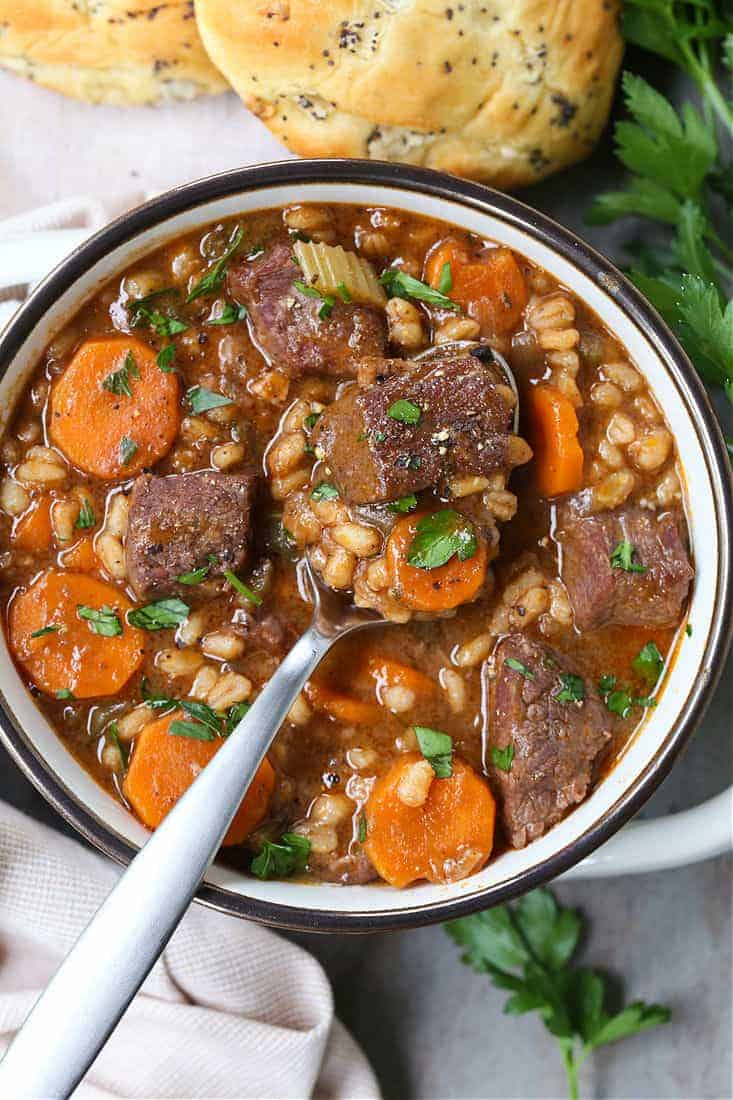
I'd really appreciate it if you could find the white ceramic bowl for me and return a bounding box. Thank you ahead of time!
[0,162,731,931]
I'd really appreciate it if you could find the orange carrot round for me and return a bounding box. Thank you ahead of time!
[363,754,495,887]
[525,383,584,498]
[385,512,488,613]
[122,710,275,845]
[49,336,180,479]
[366,656,436,705]
[304,680,381,726]
[8,570,145,698]
[58,535,98,573]
[11,495,53,552]
[425,238,527,335]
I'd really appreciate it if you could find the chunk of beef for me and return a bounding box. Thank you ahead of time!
[319,851,379,885]
[556,497,693,630]
[489,635,612,848]
[227,241,387,377]
[313,352,525,504]
[125,471,256,601]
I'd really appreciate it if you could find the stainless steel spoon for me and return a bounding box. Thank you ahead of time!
[0,562,382,1099]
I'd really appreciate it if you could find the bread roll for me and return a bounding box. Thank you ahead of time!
[195,0,623,188]
[0,0,227,105]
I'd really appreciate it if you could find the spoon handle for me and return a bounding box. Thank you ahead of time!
[0,622,334,1099]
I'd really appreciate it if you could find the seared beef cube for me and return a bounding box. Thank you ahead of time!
[313,353,523,504]
[489,635,611,848]
[126,471,256,601]
[556,498,693,630]
[227,241,387,378]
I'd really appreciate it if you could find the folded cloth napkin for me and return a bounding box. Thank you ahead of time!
[0,802,380,1099]
[0,195,380,1098]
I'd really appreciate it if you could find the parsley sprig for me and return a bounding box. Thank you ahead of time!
[446,888,670,1100]
[588,7,733,405]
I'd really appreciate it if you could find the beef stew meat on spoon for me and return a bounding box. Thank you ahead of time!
[0,205,693,888]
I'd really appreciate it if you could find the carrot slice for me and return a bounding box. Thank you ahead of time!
[8,570,145,698]
[48,336,180,479]
[58,535,98,572]
[385,512,488,613]
[366,656,436,705]
[304,680,381,725]
[363,754,495,887]
[525,383,584,498]
[425,238,527,335]
[123,710,275,846]
[11,495,53,552]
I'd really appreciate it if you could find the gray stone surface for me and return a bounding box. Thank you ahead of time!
[2,52,732,1100]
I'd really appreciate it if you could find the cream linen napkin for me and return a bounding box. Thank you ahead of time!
[0,197,381,1098]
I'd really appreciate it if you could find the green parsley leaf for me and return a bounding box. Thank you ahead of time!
[311,481,339,502]
[414,726,453,778]
[632,641,664,685]
[133,307,188,337]
[187,226,244,303]
[598,674,617,695]
[336,282,352,303]
[127,598,190,630]
[107,721,128,771]
[293,279,336,320]
[379,267,460,310]
[610,540,647,573]
[387,399,421,425]
[140,680,177,709]
[407,510,478,570]
[304,412,321,430]
[169,719,218,741]
[437,261,453,295]
[554,673,585,704]
[223,700,251,735]
[101,350,139,397]
[490,744,515,773]
[75,498,96,529]
[77,604,123,637]
[446,887,670,1100]
[56,688,75,700]
[223,570,263,605]
[358,814,367,843]
[207,301,248,326]
[177,563,211,585]
[387,494,418,514]
[685,622,693,637]
[187,386,234,414]
[157,344,176,372]
[251,832,310,879]
[505,657,534,680]
[119,435,138,466]
[30,624,61,639]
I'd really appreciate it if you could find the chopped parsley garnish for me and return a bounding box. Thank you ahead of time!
[490,744,515,773]
[336,282,352,303]
[358,814,367,843]
[379,267,460,310]
[223,570,263,605]
[598,674,657,719]
[437,261,453,295]
[119,435,138,466]
[207,301,247,326]
[685,622,693,637]
[107,722,128,771]
[224,700,251,735]
[505,657,534,680]
[167,698,250,741]
[554,673,585,704]
[133,307,188,337]
[293,279,336,320]
[311,481,340,502]
[101,350,139,397]
[387,493,418,514]
[127,597,190,630]
[187,226,244,303]
[140,680,177,709]
[610,540,647,573]
[407,509,478,570]
[31,624,61,639]
[77,604,123,637]
[387,399,421,425]
[304,412,321,430]
[56,688,75,700]
[157,344,176,372]
[632,641,664,685]
[415,726,453,778]
[169,719,218,741]
[598,673,617,695]
[177,563,211,585]
[75,498,96,529]
[187,386,234,414]
[251,832,311,879]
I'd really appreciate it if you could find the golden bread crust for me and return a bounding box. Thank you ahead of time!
[0,0,227,105]
[195,0,623,187]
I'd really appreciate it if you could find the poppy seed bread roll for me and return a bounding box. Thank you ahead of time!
[194,0,623,188]
[0,0,227,105]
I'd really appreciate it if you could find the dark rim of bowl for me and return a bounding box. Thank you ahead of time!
[0,159,731,934]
